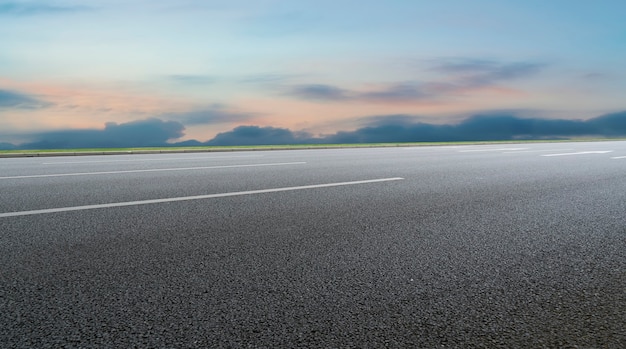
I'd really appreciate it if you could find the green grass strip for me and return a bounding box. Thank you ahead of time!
[1,138,625,156]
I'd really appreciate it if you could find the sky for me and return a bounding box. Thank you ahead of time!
[1,0,626,148]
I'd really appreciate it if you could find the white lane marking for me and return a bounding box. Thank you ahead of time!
[0,162,306,180]
[542,151,613,157]
[611,156,626,159]
[0,177,404,218]
[42,155,263,165]
[459,148,529,152]
[403,146,470,150]
[502,148,572,154]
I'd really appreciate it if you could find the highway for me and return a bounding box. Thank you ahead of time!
[1,141,625,348]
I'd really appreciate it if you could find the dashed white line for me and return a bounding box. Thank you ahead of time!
[611,156,626,159]
[0,162,306,180]
[541,151,613,157]
[0,177,405,218]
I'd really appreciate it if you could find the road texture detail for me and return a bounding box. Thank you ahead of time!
[1,141,625,348]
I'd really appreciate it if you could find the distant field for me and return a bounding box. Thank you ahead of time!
[0,138,624,156]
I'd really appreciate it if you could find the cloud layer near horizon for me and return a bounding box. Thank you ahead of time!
[2,111,626,150]
[205,111,626,145]
[13,118,185,149]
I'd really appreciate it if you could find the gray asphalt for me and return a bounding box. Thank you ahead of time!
[1,142,625,348]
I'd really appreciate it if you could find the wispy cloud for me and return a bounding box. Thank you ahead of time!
[285,82,450,103]
[0,1,91,16]
[288,84,352,101]
[0,89,52,109]
[359,83,429,102]
[429,58,546,86]
[284,58,546,103]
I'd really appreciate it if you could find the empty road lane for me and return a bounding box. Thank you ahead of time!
[1,142,625,348]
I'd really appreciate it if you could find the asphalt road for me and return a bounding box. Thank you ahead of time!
[1,141,625,348]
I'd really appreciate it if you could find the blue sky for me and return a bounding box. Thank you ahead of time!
[1,0,625,147]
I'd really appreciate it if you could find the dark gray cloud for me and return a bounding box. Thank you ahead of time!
[205,126,315,146]
[0,142,17,150]
[323,112,623,143]
[19,118,185,149]
[4,112,625,149]
[162,107,257,126]
[589,111,626,136]
[204,111,626,146]
[0,1,91,15]
[0,89,52,109]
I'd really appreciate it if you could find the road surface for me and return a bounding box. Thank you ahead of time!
[1,141,625,348]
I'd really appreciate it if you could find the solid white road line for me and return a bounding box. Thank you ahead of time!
[403,146,470,150]
[0,177,405,218]
[501,149,573,154]
[459,148,528,152]
[0,162,306,180]
[541,151,613,157]
[42,155,263,165]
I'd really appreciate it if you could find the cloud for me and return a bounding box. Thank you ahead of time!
[431,59,544,78]
[355,114,423,127]
[20,118,185,149]
[0,1,91,15]
[162,106,257,126]
[284,58,546,103]
[205,126,315,146]
[285,82,446,103]
[0,142,17,150]
[430,58,546,86]
[205,111,626,145]
[323,112,625,143]
[0,89,52,109]
[288,84,352,101]
[580,72,609,81]
[4,112,625,149]
[589,111,626,136]
[359,83,431,102]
